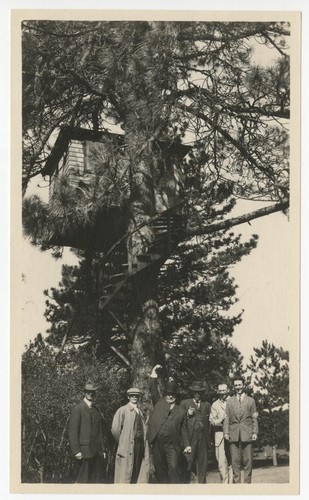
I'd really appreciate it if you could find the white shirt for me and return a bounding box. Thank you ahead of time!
[83,397,92,409]
[128,401,141,415]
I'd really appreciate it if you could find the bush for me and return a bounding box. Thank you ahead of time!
[22,343,129,483]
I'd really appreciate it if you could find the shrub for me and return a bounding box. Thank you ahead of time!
[22,342,129,483]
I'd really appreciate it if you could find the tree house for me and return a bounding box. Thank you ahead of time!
[42,126,191,340]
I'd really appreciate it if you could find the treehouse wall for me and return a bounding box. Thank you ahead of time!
[50,139,98,197]
[155,162,183,213]
[49,137,184,214]
[65,139,85,177]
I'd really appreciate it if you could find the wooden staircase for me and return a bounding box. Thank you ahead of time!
[98,210,185,319]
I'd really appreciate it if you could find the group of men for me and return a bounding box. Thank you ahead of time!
[68,365,258,484]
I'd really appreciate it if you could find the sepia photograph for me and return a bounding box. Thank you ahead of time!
[9,6,301,496]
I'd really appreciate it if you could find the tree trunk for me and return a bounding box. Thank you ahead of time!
[126,135,166,409]
[130,268,165,395]
[127,214,166,411]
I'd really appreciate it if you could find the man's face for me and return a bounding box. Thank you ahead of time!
[128,394,140,405]
[233,380,244,394]
[218,385,228,400]
[85,390,95,402]
[192,392,202,402]
[164,392,176,405]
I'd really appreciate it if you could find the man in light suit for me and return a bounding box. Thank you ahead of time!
[180,381,211,483]
[69,381,105,483]
[209,383,233,483]
[147,365,190,483]
[223,376,258,483]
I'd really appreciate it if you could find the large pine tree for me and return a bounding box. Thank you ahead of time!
[22,20,290,395]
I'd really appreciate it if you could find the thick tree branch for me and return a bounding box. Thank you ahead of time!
[185,199,289,238]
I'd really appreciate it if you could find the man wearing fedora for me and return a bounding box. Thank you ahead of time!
[180,381,211,483]
[147,364,190,483]
[111,387,149,483]
[68,381,105,483]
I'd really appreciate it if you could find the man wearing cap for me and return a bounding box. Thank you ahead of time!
[147,364,190,483]
[223,376,258,483]
[68,381,105,483]
[209,382,233,483]
[111,387,149,483]
[180,381,211,483]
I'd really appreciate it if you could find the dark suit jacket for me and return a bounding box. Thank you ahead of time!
[147,378,190,453]
[180,398,211,444]
[223,394,258,443]
[68,400,103,459]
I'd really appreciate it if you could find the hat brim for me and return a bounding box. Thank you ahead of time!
[189,387,205,392]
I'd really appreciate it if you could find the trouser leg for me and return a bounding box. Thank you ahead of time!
[242,442,253,484]
[89,454,104,483]
[76,458,90,483]
[224,439,233,483]
[185,439,198,483]
[130,438,145,483]
[216,440,229,483]
[230,442,241,483]
[152,439,169,483]
[196,434,208,483]
[164,442,181,483]
[178,451,189,483]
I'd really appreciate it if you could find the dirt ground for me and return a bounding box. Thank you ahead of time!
[206,464,289,484]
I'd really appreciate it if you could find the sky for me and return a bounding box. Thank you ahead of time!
[228,201,294,363]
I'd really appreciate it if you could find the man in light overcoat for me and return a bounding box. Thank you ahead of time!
[223,376,258,483]
[111,387,149,483]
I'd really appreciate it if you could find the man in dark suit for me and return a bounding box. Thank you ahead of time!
[147,364,190,483]
[223,376,258,483]
[180,381,211,483]
[69,381,105,483]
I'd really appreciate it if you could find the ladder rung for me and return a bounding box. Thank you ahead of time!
[110,272,125,279]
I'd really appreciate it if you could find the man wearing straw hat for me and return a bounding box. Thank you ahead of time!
[69,381,105,483]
